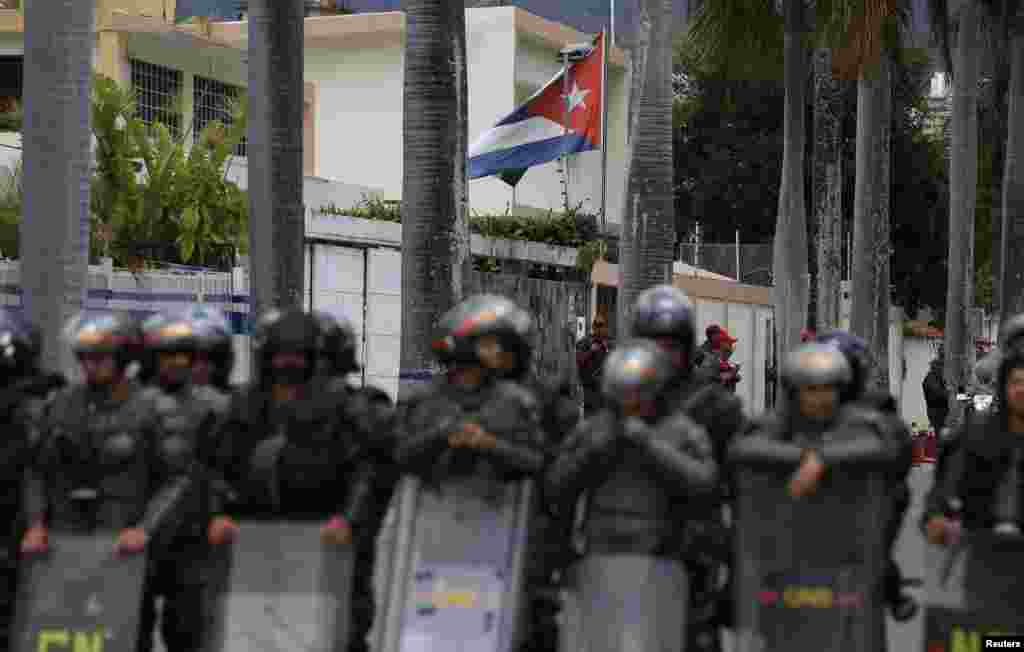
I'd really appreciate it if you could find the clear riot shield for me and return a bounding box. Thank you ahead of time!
[732,464,889,652]
[376,475,534,652]
[209,520,354,652]
[558,555,689,652]
[11,532,148,652]
[922,532,1024,650]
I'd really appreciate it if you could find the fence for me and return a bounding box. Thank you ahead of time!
[678,242,773,286]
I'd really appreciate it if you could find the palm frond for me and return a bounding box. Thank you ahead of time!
[684,0,785,81]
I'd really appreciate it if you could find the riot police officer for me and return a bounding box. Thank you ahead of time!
[627,285,745,651]
[0,309,63,648]
[310,310,397,652]
[814,330,918,620]
[729,343,899,650]
[471,300,578,652]
[208,309,386,647]
[136,310,232,652]
[924,338,1024,543]
[387,294,546,650]
[20,312,192,647]
[546,339,717,652]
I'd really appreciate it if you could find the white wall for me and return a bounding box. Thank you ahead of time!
[465,7,518,215]
[226,157,390,213]
[305,43,404,196]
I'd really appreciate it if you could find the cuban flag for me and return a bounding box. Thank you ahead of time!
[468,32,604,187]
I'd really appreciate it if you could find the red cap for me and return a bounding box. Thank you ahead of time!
[714,328,738,349]
[801,328,816,342]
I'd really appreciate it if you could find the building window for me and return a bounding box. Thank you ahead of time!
[130,59,183,137]
[0,56,22,131]
[193,75,247,157]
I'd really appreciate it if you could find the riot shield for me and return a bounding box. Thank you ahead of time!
[922,532,1024,650]
[732,464,889,652]
[11,531,148,652]
[210,520,354,652]
[558,555,689,652]
[376,475,534,652]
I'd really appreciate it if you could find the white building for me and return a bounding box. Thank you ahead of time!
[209,8,630,221]
[0,6,630,221]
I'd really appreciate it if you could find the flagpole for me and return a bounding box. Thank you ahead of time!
[599,28,609,234]
[561,50,572,212]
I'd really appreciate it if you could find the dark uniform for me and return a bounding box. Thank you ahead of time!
[136,311,231,652]
[923,342,1024,539]
[814,330,918,621]
[546,340,718,651]
[311,311,397,652]
[209,309,379,523]
[0,311,64,650]
[22,312,192,650]
[627,285,745,651]
[393,295,546,650]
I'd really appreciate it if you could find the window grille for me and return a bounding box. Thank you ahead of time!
[130,59,182,138]
[193,75,247,157]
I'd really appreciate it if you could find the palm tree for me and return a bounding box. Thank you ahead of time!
[943,0,983,394]
[615,0,678,337]
[812,45,846,332]
[246,0,306,315]
[397,0,470,401]
[20,0,94,373]
[685,0,807,358]
[1000,5,1024,319]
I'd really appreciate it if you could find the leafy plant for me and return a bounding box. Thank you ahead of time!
[320,196,608,271]
[89,73,247,268]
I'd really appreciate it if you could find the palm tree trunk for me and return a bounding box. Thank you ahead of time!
[248,0,306,315]
[1002,18,1024,320]
[850,48,893,391]
[771,0,809,360]
[398,0,470,401]
[990,29,1010,317]
[616,0,676,337]
[944,0,982,394]
[20,0,94,373]
[813,46,844,332]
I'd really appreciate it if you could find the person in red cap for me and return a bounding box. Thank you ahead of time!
[716,328,741,392]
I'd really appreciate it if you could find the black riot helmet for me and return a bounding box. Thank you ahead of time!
[600,339,676,416]
[311,311,360,376]
[0,308,40,381]
[183,305,234,389]
[813,330,872,402]
[432,294,535,373]
[141,311,198,390]
[142,311,198,353]
[253,308,321,386]
[628,285,696,368]
[65,311,143,370]
[781,342,853,388]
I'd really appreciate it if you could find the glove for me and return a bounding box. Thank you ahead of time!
[788,449,826,498]
[321,515,353,545]
[114,527,148,556]
[20,525,49,556]
[208,515,240,546]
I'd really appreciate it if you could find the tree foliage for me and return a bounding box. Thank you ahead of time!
[674,32,953,318]
[90,74,248,269]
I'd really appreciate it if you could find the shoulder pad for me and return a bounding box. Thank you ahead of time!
[859,391,898,413]
[836,404,886,432]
